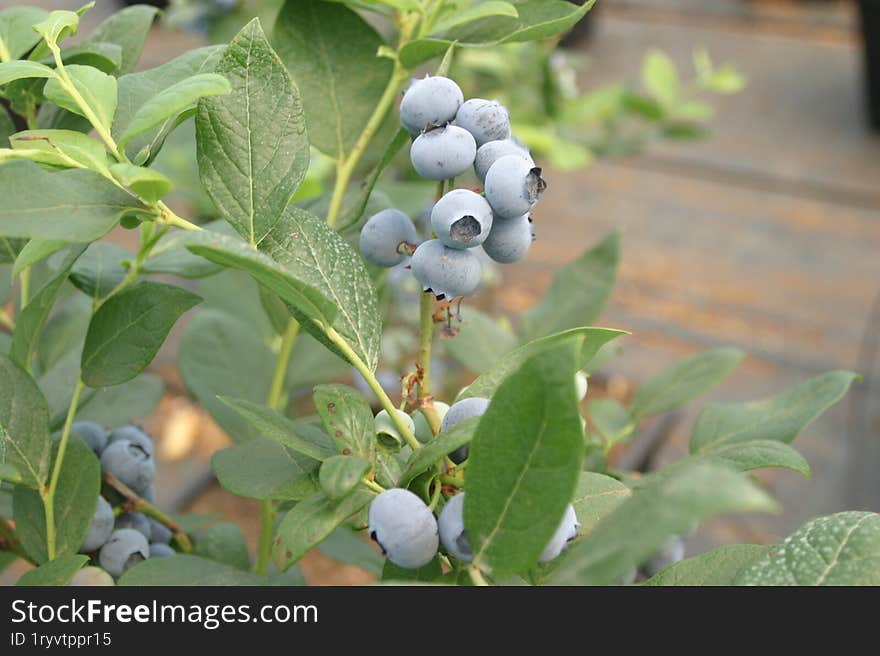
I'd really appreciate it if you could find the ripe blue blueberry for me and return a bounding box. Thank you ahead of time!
[538,504,579,563]
[71,421,107,456]
[484,155,547,219]
[115,512,151,539]
[69,566,115,587]
[410,125,477,180]
[359,209,418,268]
[148,518,173,545]
[440,397,490,463]
[431,189,493,250]
[141,484,156,504]
[437,493,472,562]
[80,496,114,553]
[642,536,685,578]
[368,488,439,569]
[148,543,175,558]
[399,75,463,135]
[411,239,482,300]
[107,425,154,457]
[481,213,534,264]
[474,139,533,182]
[412,402,450,443]
[455,99,511,147]
[100,440,155,495]
[98,528,150,577]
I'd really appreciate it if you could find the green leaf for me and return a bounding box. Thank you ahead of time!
[443,308,518,374]
[114,46,225,161]
[179,310,274,443]
[9,129,110,174]
[737,512,880,586]
[459,327,624,401]
[43,65,117,130]
[81,4,158,76]
[0,60,55,86]
[76,374,163,428]
[0,354,51,489]
[43,41,123,74]
[0,551,18,573]
[465,341,584,576]
[143,230,224,279]
[547,462,777,585]
[313,384,376,462]
[13,437,100,563]
[0,7,49,61]
[196,19,308,245]
[570,472,631,537]
[320,455,371,500]
[217,396,335,461]
[0,161,139,242]
[121,73,229,148]
[642,49,678,106]
[212,436,319,501]
[0,105,13,147]
[194,522,251,571]
[272,488,375,570]
[399,416,479,487]
[522,230,619,341]
[630,347,744,419]
[35,296,89,374]
[32,8,84,47]
[588,398,634,447]
[16,555,87,586]
[382,557,442,582]
[11,240,64,277]
[119,555,263,586]
[69,241,130,299]
[81,281,201,387]
[698,440,811,477]
[273,0,393,157]
[11,245,84,371]
[690,370,858,453]
[644,544,768,586]
[317,527,383,575]
[433,2,519,34]
[109,163,173,203]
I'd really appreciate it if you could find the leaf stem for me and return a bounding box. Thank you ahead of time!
[255,499,276,575]
[362,478,385,494]
[103,472,193,553]
[417,290,434,397]
[157,201,202,231]
[0,308,14,331]
[43,377,85,560]
[18,267,31,309]
[469,565,490,586]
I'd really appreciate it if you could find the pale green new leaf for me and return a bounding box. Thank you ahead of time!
[0,7,49,61]
[109,163,173,203]
[43,64,117,130]
[0,60,55,86]
[9,129,110,174]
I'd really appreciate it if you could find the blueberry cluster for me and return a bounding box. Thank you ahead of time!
[360,75,545,299]
[367,397,579,571]
[71,422,175,584]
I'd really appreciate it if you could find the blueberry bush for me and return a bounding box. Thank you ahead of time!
[0,1,877,587]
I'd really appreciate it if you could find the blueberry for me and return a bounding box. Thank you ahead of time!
[437,493,472,562]
[440,397,490,463]
[484,155,547,219]
[115,512,150,539]
[399,75,463,135]
[68,566,115,587]
[106,425,154,457]
[148,518,173,545]
[98,528,150,577]
[431,189,494,250]
[538,504,579,563]
[412,402,450,444]
[576,371,589,402]
[410,125,477,180]
[411,239,482,300]
[71,421,107,456]
[474,138,534,182]
[368,488,439,569]
[148,543,175,558]
[481,213,534,264]
[100,440,155,495]
[359,209,418,268]
[642,536,686,578]
[455,99,511,147]
[80,496,114,553]
[141,484,157,504]
[374,408,416,450]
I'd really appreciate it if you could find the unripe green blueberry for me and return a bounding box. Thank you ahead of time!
[431,189,493,250]
[71,421,107,456]
[412,402,450,443]
[474,138,533,182]
[538,504,579,563]
[98,528,150,577]
[410,125,477,180]
[400,75,463,135]
[80,496,114,553]
[359,209,418,268]
[484,155,547,219]
[69,566,114,587]
[437,492,472,562]
[481,213,534,264]
[455,98,511,147]
[374,408,416,450]
[368,488,439,569]
[411,239,482,300]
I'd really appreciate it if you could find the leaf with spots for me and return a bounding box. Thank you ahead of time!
[313,384,376,463]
